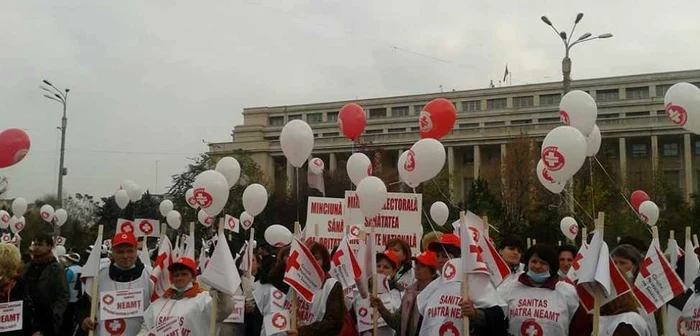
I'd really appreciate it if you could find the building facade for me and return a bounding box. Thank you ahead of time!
[209,70,700,202]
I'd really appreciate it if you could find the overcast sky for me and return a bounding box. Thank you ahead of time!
[2,0,700,203]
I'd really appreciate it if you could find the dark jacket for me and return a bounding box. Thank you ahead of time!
[22,257,69,335]
[0,277,41,336]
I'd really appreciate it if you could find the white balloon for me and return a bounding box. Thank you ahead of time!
[540,126,587,182]
[166,210,182,230]
[309,157,324,175]
[120,179,135,190]
[53,209,68,227]
[198,209,214,227]
[0,211,10,229]
[346,153,372,186]
[585,125,602,157]
[559,90,598,136]
[664,82,700,135]
[9,216,25,234]
[240,211,254,230]
[280,119,314,168]
[11,198,27,217]
[264,224,293,247]
[115,190,130,210]
[639,201,660,226]
[54,245,66,257]
[410,138,446,182]
[356,176,388,217]
[185,188,199,209]
[536,159,565,194]
[559,217,579,240]
[159,200,174,217]
[40,205,55,223]
[126,183,143,202]
[430,202,449,227]
[242,184,268,217]
[215,157,241,189]
[192,170,230,216]
[397,150,421,188]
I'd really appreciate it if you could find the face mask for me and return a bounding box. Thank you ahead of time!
[527,270,551,283]
[114,263,136,271]
[173,282,193,293]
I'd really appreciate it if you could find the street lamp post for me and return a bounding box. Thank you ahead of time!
[541,13,612,214]
[40,80,70,213]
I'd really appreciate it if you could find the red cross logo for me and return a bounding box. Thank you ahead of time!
[140,220,153,235]
[0,214,8,223]
[443,262,456,281]
[121,222,134,233]
[203,216,213,226]
[419,111,433,132]
[349,225,360,238]
[541,168,555,183]
[105,319,126,335]
[640,256,653,278]
[313,158,323,167]
[640,213,649,224]
[568,224,578,236]
[187,196,197,207]
[242,219,252,230]
[193,188,213,208]
[559,110,570,125]
[272,289,284,300]
[272,313,287,329]
[227,217,236,230]
[41,212,50,219]
[469,226,480,243]
[404,150,416,172]
[439,321,459,336]
[358,307,368,317]
[367,164,373,176]
[521,319,543,336]
[14,222,23,231]
[542,146,565,171]
[102,294,115,305]
[666,103,688,126]
[572,253,584,271]
[1,235,9,242]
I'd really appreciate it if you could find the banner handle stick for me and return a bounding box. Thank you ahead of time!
[209,219,224,336]
[581,226,588,246]
[371,224,379,336]
[591,212,605,336]
[460,211,470,335]
[291,222,300,332]
[87,225,104,336]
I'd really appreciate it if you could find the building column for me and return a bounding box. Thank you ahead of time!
[286,159,294,192]
[447,147,455,200]
[474,145,481,179]
[651,135,659,172]
[329,153,337,172]
[684,134,693,201]
[619,138,627,185]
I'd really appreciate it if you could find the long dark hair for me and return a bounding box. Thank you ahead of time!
[260,246,290,293]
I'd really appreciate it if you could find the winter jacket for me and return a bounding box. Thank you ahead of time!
[22,257,69,335]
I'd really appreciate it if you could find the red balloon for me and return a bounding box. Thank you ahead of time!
[338,103,366,141]
[419,98,457,139]
[0,129,30,169]
[630,190,650,212]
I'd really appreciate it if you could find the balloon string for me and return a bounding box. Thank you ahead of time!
[589,157,596,216]
[431,179,457,209]
[296,167,300,223]
[592,156,651,229]
[558,191,595,224]
[413,188,451,260]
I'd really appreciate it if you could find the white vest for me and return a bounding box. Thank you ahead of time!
[357,289,401,336]
[599,312,653,336]
[142,291,212,335]
[680,292,700,336]
[499,279,579,336]
[95,266,153,336]
[395,264,415,292]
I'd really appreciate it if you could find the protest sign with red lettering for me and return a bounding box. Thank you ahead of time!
[99,288,145,321]
[345,191,422,255]
[283,238,324,302]
[305,197,345,250]
[633,240,686,314]
[0,301,22,332]
[224,296,246,323]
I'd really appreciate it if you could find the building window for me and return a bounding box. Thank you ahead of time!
[413,105,424,115]
[596,89,619,101]
[631,143,648,158]
[539,93,561,106]
[626,111,649,118]
[626,87,650,99]
[391,106,410,117]
[327,112,338,123]
[307,113,323,124]
[264,135,279,141]
[485,121,505,127]
[656,84,673,97]
[322,132,339,137]
[656,110,667,116]
[369,108,386,119]
[598,113,619,119]
[463,149,474,164]
[539,117,560,124]
[513,96,534,108]
[511,119,532,125]
[462,100,481,112]
[486,98,507,110]
[388,127,405,133]
[366,129,384,135]
[410,126,420,132]
[663,143,679,157]
[665,170,680,188]
[269,116,284,126]
[459,123,479,129]
[288,114,302,121]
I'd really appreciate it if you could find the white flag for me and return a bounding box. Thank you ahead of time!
[139,239,152,268]
[116,218,136,235]
[329,236,362,291]
[183,233,195,260]
[263,311,290,335]
[134,218,160,237]
[81,228,104,295]
[149,235,172,300]
[633,240,686,314]
[567,244,588,282]
[459,220,489,275]
[455,213,510,285]
[283,237,325,302]
[198,241,210,273]
[577,230,611,295]
[200,232,242,296]
[224,214,239,233]
[685,237,700,288]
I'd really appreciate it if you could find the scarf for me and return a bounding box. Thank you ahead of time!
[163,282,205,300]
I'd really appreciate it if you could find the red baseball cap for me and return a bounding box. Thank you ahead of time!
[414,251,438,269]
[428,233,461,252]
[377,250,399,269]
[168,257,197,275]
[112,232,137,247]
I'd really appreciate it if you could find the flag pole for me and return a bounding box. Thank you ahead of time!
[371,224,379,336]
[652,225,667,332]
[209,218,224,336]
[526,238,532,249]
[460,211,470,335]
[291,222,301,333]
[581,226,588,246]
[694,234,699,248]
[87,225,104,336]
[591,212,605,336]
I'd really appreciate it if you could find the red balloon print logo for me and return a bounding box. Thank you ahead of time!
[404,150,416,172]
[559,110,570,125]
[193,188,213,208]
[419,111,433,132]
[665,103,688,127]
[569,225,578,236]
[542,146,565,172]
[419,98,456,140]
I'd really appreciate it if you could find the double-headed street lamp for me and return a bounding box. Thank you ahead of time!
[541,13,612,214]
[40,80,70,209]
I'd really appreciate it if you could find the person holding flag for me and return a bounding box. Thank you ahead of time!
[496,244,586,336]
[385,238,415,291]
[139,256,234,335]
[362,250,402,336]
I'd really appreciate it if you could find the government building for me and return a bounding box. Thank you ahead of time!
[208,70,700,203]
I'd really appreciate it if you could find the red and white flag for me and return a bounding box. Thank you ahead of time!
[55,236,67,247]
[666,237,685,271]
[459,218,489,275]
[567,244,588,282]
[456,213,510,285]
[200,231,241,296]
[116,218,135,235]
[134,218,160,237]
[264,311,290,335]
[150,235,173,300]
[685,236,700,288]
[224,214,239,233]
[283,237,325,302]
[633,240,686,314]
[330,236,362,291]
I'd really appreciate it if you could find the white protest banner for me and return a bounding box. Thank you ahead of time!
[0,301,22,332]
[134,219,160,237]
[55,236,67,246]
[224,296,246,323]
[345,191,422,255]
[99,288,145,321]
[264,311,290,335]
[305,197,345,250]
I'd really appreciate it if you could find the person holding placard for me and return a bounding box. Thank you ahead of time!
[386,238,415,292]
[75,232,153,336]
[0,243,42,336]
[139,256,234,335]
